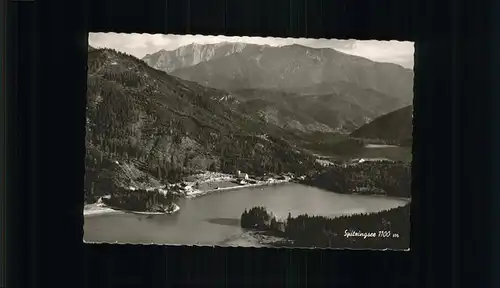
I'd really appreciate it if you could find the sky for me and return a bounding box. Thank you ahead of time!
[89,33,414,69]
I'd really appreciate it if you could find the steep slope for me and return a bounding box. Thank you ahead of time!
[168,43,414,105]
[85,48,321,198]
[349,105,413,146]
[142,42,259,73]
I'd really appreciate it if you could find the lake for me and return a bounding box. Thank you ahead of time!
[84,183,409,246]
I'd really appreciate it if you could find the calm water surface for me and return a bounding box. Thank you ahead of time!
[84,183,409,246]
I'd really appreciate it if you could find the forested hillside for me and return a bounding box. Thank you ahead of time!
[85,48,321,201]
[350,105,413,146]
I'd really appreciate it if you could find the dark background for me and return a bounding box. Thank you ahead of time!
[5,0,497,286]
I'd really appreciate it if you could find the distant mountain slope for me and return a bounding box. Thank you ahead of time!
[231,87,401,133]
[142,42,256,73]
[349,105,413,146]
[142,43,413,134]
[85,48,321,198]
[165,43,413,105]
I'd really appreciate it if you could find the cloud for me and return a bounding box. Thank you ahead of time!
[88,33,414,69]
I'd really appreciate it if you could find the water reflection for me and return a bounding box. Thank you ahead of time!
[205,218,241,227]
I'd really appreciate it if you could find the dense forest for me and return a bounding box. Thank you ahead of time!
[241,205,410,249]
[100,187,179,213]
[350,105,413,147]
[303,161,411,198]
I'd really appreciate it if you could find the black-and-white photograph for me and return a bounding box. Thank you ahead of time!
[84,33,413,250]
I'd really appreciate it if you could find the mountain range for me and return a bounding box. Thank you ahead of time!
[142,42,413,133]
[143,42,413,103]
[142,42,250,73]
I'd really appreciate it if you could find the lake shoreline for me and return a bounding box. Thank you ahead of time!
[84,180,409,218]
[83,171,293,217]
[186,179,410,203]
[84,182,410,247]
[184,179,292,198]
[241,203,411,249]
[83,202,180,217]
[167,171,296,199]
[84,168,410,219]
